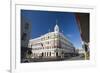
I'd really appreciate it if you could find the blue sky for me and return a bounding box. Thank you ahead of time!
[21,10,82,49]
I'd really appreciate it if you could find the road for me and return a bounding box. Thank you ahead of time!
[22,55,85,63]
[66,55,85,60]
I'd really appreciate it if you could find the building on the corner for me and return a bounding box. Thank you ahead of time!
[28,21,75,59]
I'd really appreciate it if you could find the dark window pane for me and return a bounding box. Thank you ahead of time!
[25,23,29,30]
[21,33,27,41]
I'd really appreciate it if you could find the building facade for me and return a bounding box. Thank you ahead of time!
[21,15,32,61]
[28,22,75,59]
[21,16,31,47]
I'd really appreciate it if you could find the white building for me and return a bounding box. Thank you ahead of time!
[78,49,85,54]
[28,21,75,59]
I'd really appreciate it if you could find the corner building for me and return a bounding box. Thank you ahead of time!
[28,22,75,59]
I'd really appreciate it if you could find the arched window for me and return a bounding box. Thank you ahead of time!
[41,52,43,57]
[50,52,51,56]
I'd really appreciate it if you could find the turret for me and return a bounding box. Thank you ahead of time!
[54,20,59,33]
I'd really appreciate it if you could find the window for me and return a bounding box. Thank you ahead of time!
[50,52,51,56]
[25,23,29,30]
[47,41,49,44]
[21,33,27,41]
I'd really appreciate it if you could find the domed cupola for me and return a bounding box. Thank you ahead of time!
[54,20,59,33]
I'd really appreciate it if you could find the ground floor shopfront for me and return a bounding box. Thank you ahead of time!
[31,48,75,59]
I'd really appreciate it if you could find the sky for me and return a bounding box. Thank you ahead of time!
[21,10,82,49]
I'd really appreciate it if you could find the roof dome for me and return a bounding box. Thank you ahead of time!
[54,24,59,33]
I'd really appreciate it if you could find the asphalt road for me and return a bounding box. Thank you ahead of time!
[21,55,85,63]
[66,55,85,60]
